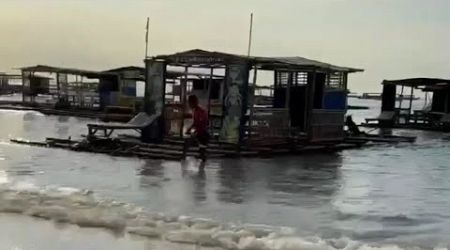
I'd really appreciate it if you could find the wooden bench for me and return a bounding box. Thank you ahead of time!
[87,112,159,137]
[365,111,396,125]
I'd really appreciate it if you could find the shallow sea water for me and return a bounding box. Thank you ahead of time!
[0,99,449,249]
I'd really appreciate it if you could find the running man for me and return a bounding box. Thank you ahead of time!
[186,95,209,161]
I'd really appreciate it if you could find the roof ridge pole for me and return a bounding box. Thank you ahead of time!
[247,13,254,57]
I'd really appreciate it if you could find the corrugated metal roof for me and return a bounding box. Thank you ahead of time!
[20,65,116,78]
[0,74,22,79]
[383,78,450,87]
[253,56,363,73]
[154,49,363,73]
[104,66,144,73]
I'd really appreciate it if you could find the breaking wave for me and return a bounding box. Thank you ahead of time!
[0,182,447,250]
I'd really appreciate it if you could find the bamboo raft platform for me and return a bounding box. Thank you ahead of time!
[9,137,365,161]
[9,132,416,161]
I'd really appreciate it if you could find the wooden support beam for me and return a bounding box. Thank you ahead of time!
[343,72,348,109]
[207,67,213,133]
[306,71,316,135]
[398,85,405,109]
[179,66,188,138]
[248,67,258,138]
[285,72,292,134]
[445,90,449,114]
[56,73,60,100]
[21,70,26,103]
[285,72,292,108]
[408,87,414,123]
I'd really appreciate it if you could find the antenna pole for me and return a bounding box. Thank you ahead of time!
[145,17,150,58]
[247,13,254,57]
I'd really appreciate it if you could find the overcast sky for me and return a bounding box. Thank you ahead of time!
[1,0,449,92]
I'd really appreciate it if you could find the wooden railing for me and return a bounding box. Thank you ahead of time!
[249,108,290,138]
[309,109,345,142]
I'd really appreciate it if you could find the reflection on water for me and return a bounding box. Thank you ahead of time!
[217,159,249,204]
[136,155,343,210]
[139,160,169,190]
[140,160,165,178]
[266,154,341,207]
[184,160,207,203]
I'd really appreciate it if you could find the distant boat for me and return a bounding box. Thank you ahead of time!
[355,93,420,101]
[358,93,382,100]
[395,94,420,101]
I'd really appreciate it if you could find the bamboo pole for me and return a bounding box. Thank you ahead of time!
[145,17,150,59]
[247,13,254,57]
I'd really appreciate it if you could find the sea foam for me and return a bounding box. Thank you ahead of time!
[0,184,447,250]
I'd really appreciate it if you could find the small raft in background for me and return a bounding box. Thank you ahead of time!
[346,134,416,143]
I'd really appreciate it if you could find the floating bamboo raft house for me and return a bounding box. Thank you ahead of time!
[363,78,450,131]
[14,49,418,160]
[0,73,22,95]
[144,49,364,144]
[0,65,148,121]
[19,65,145,111]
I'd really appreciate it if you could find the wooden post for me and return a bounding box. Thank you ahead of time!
[143,59,166,142]
[56,73,60,100]
[239,65,250,145]
[274,71,278,89]
[80,76,84,108]
[248,67,258,138]
[398,85,404,109]
[30,71,35,103]
[75,75,79,107]
[179,66,189,138]
[207,67,213,134]
[306,70,317,137]
[326,72,331,88]
[343,72,348,89]
[21,70,26,103]
[285,72,292,135]
[219,70,226,130]
[445,91,449,114]
[285,72,292,108]
[408,87,414,110]
[343,72,348,109]
[408,87,414,123]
